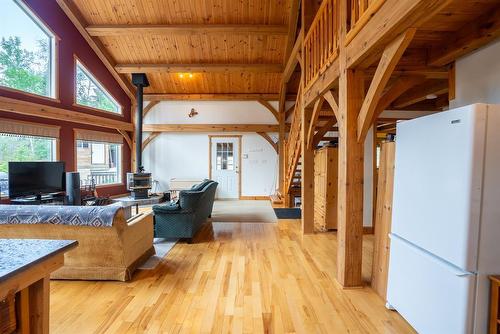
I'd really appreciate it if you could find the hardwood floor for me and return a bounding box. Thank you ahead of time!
[50,219,415,333]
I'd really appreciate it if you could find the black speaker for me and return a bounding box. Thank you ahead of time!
[65,172,81,205]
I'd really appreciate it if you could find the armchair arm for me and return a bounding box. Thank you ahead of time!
[153,203,192,214]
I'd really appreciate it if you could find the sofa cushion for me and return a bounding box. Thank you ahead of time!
[0,205,121,227]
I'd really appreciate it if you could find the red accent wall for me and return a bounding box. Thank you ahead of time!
[0,0,132,198]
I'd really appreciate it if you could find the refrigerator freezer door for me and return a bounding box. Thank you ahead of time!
[392,104,487,271]
[387,235,475,334]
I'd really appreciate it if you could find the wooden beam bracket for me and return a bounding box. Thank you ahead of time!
[257,132,278,153]
[257,100,280,122]
[357,28,416,141]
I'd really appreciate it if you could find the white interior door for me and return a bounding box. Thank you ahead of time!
[211,137,239,199]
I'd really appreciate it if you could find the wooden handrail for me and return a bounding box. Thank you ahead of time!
[346,0,386,45]
[303,0,340,89]
[284,86,303,193]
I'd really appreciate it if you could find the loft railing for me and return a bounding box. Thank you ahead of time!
[284,86,302,193]
[304,0,340,89]
[346,0,386,44]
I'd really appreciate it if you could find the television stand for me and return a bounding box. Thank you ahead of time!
[10,193,66,205]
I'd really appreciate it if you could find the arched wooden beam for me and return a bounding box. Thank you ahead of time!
[257,132,278,154]
[323,90,339,120]
[357,28,416,142]
[142,132,161,151]
[306,96,325,149]
[257,99,279,122]
[143,101,160,117]
[117,129,132,150]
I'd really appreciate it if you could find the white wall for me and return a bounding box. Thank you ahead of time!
[142,101,278,197]
[451,39,500,108]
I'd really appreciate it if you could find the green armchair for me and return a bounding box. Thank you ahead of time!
[153,180,218,242]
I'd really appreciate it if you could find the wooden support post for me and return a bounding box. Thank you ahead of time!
[301,103,315,234]
[28,276,50,333]
[337,68,365,287]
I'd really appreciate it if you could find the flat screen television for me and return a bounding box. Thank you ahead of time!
[8,162,65,198]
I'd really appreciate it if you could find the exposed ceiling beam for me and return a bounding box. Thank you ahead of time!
[392,80,449,109]
[0,96,133,131]
[365,66,449,79]
[86,24,288,36]
[56,0,136,101]
[143,124,280,133]
[143,93,296,101]
[116,64,283,74]
[429,6,500,66]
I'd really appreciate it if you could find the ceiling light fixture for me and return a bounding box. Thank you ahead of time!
[426,94,438,100]
[178,73,184,79]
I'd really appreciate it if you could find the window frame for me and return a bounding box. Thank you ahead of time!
[0,0,58,100]
[73,56,123,116]
[0,131,60,198]
[74,138,124,188]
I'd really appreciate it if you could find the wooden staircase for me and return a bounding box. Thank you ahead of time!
[282,87,303,206]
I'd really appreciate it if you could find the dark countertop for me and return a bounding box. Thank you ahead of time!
[0,239,78,282]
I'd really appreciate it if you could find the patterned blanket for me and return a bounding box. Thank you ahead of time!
[0,205,121,227]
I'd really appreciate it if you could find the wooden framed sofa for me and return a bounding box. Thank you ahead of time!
[0,205,154,281]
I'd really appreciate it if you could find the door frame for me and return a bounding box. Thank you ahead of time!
[208,135,242,199]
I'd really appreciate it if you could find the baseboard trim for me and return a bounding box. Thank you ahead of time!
[239,196,270,200]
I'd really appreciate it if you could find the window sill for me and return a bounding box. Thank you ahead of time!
[95,183,125,189]
[73,103,124,117]
[0,86,59,103]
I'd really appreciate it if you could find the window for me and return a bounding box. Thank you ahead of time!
[0,0,55,98]
[76,140,122,186]
[75,59,121,114]
[216,142,234,170]
[0,133,57,196]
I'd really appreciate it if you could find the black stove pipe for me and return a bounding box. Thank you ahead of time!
[131,73,150,173]
[135,84,144,172]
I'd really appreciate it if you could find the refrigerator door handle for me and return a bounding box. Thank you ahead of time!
[389,233,475,277]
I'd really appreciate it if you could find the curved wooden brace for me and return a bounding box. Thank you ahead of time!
[143,101,160,117]
[323,90,339,120]
[306,96,325,149]
[257,99,279,122]
[357,28,416,142]
[257,132,278,154]
[117,129,132,150]
[142,132,161,151]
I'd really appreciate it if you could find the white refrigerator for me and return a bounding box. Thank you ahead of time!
[386,104,500,334]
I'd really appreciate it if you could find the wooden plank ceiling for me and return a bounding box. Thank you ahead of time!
[70,0,292,96]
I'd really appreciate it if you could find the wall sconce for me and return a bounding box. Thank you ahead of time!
[188,108,198,118]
